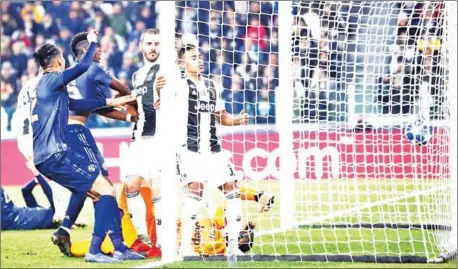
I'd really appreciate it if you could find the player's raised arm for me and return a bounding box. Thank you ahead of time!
[60,30,99,86]
[70,32,132,96]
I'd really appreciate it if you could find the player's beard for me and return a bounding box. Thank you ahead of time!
[143,51,159,63]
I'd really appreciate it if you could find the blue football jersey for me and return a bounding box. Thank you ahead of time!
[30,42,107,165]
[68,63,114,117]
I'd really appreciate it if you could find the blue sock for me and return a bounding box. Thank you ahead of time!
[35,174,54,211]
[89,235,104,255]
[21,179,38,208]
[89,195,113,254]
[105,197,127,253]
[61,192,87,230]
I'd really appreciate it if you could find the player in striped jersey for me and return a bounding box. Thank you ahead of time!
[122,29,164,252]
[174,44,249,256]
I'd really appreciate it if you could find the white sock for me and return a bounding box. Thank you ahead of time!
[225,190,242,243]
[152,196,162,248]
[126,191,148,238]
[179,193,201,255]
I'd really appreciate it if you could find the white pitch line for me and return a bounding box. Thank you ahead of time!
[134,185,444,268]
[134,259,174,268]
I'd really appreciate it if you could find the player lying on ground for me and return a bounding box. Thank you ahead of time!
[121,28,164,253]
[69,186,274,257]
[30,30,143,263]
[172,43,250,257]
[50,31,138,258]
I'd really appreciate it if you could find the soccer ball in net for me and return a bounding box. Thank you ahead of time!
[405,118,433,146]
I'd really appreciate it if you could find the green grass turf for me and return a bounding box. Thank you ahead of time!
[1,180,456,268]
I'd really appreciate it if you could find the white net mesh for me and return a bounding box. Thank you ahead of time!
[165,0,457,263]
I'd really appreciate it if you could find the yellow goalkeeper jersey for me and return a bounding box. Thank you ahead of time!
[179,205,227,256]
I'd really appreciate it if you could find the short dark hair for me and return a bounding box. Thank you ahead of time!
[33,44,61,68]
[70,32,89,57]
[238,227,255,253]
[140,28,159,43]
[177,44,197,60]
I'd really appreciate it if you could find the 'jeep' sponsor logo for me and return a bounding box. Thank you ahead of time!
[194,101,215,112]
[133,85,148,96]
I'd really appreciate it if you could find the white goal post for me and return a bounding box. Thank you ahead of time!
[157,0,457,264]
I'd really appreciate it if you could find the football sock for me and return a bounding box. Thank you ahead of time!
[179,193,201,255]
[106,198,128,253]
[61,192,87,231]
[225,190,242,243]
[90,195,113,254]
[35,174,54,210]
[152,195,162,247]
[126,191,148,238]
[21,179,38,207]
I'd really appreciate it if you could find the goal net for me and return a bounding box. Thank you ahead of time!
[159,0,457,264]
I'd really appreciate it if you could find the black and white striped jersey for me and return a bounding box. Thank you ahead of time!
[131,62,160,141]
[176,76,225,153]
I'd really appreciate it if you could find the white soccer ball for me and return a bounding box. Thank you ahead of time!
[405,118,433,146]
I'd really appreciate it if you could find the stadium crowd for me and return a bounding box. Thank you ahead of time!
[0,1,448,133]
[378,1,446,118]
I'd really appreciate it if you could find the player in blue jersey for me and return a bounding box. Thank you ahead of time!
[50,31,139,258]
[31,30,144,263]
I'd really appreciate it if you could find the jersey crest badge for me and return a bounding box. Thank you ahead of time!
[209,88,216,99]
[88,164,97,172]
[147,72,155,82]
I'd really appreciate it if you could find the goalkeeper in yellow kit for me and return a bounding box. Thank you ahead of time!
[70,186,274,257]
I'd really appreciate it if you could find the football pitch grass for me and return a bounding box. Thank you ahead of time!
[1,180,456,268]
